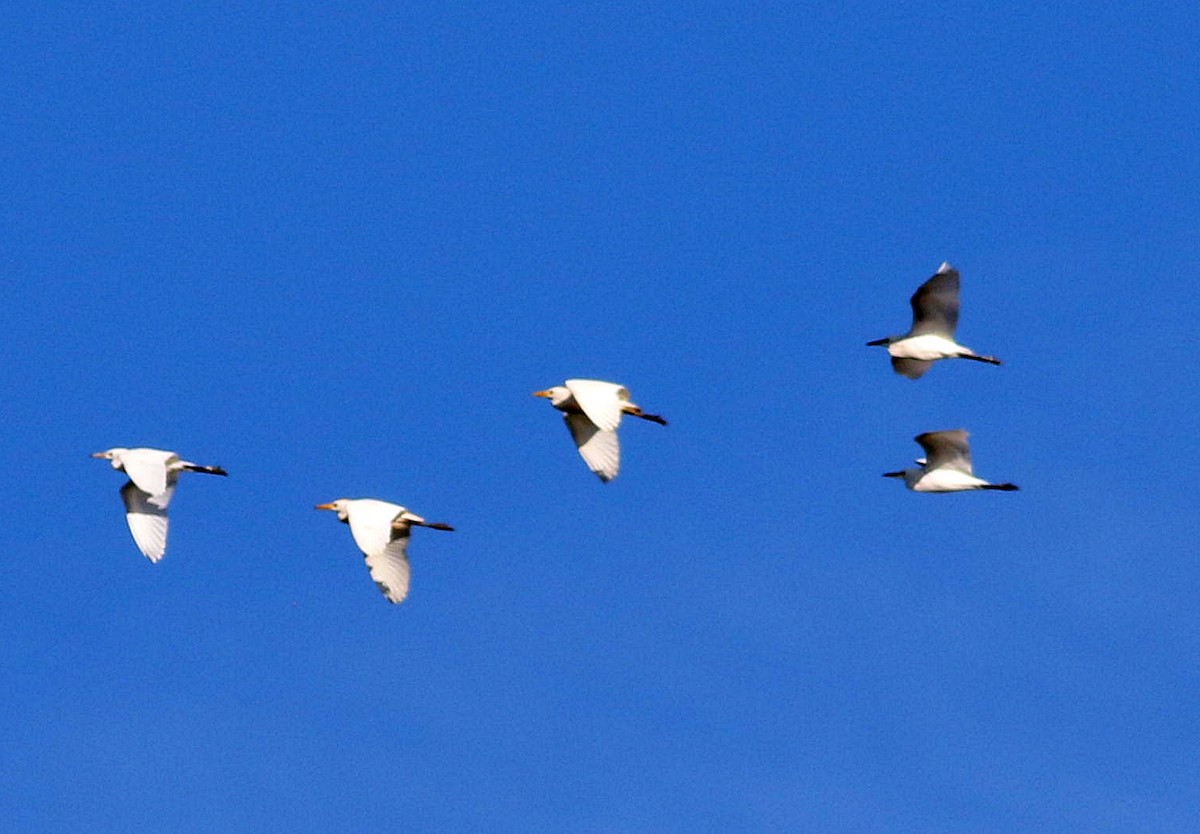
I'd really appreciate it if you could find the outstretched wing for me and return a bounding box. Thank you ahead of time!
[364,529,412,604]
[909,265,960,337]
[345,501,412,603]
[119,449,175,496]
[915,429,973,474]
[564,379,626,432]
[120,480,174,562]
[564,413,620,482]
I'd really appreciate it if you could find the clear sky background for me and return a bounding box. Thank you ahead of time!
[2,3,1198,832]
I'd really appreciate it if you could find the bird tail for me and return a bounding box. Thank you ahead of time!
[981,483,1019,491]
[403,519,455,532]
[183,463,229,476]
[629,408,668,426]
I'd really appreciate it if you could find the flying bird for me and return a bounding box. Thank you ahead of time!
[533,378,667,482]
[868,262,1002,379]
[91,447,228,562]
[314,498,454,604]
[884,430,1019,492]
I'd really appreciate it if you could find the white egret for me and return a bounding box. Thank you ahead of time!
[533,378,666,482]
[868,262,1001,379]
[91,447,228,562]
[884,430,1019,492]
[314,498,454,604]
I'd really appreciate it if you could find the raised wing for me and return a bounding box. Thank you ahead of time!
[364,530,412,603]
[909,265,960,337]
[890,357,933,379]
[345,500,403,558]
[915,429,973,474]
[341,500,413,603]
[121,480,174,562]
[564,379,626,432]
[120,449,174,497]
[564,413,620,482]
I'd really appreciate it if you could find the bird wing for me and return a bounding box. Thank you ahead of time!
[890,357,933,379]
[909,266,960,337]
[564,413,620,482]
[364,530,412,604]
[344,501,412,603]
[120,450,172,497]
[564,379,626,432]
[915,429,973,474]
[344,500,402,558]
[120,480,173,562]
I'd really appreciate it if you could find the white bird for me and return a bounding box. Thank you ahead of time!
[884,429,1019,492]
[314,498,454,604]
[91,447,228,562]
[868,262,1002,379]
[533,378,667,482]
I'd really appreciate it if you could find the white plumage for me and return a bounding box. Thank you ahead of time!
[533,378,667,482]
[868,262,1002,379]
[884,430,1019,493]
[315,498,453,604]
[92,447,228,562]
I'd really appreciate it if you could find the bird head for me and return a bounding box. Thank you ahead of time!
[91,448,128,469]
[315,499,352,522]
[532,386,572,407]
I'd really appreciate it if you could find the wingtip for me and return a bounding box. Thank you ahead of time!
[937,261,955,273]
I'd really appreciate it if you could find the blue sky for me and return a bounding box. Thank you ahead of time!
[2,3,1198,831]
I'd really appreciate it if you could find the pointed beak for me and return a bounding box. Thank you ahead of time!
[314,502,337,511]
[90,452,107,459]
[866,338,890,346]
[882,471,905,478]
[532,390,551,398]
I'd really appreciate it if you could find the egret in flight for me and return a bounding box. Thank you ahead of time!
[533,378,667,482]
[884,430,1019,492]
[868,262,1002,379]
[92,447,228,562]
[315,498,454,604]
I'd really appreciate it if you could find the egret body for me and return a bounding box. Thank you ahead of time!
[884,430,1019,493]
[868,262,1002,379]
[92,447,228,562]
[533,378,666,482]
[315,498,453,604]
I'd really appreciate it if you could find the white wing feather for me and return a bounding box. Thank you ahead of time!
[120,449,174,497]
[344,499,402,556]
[344,499,412,603]
[121,481,174,562]
[564,379,626,432]
[364,533,412,604]
[565,413,621,482]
